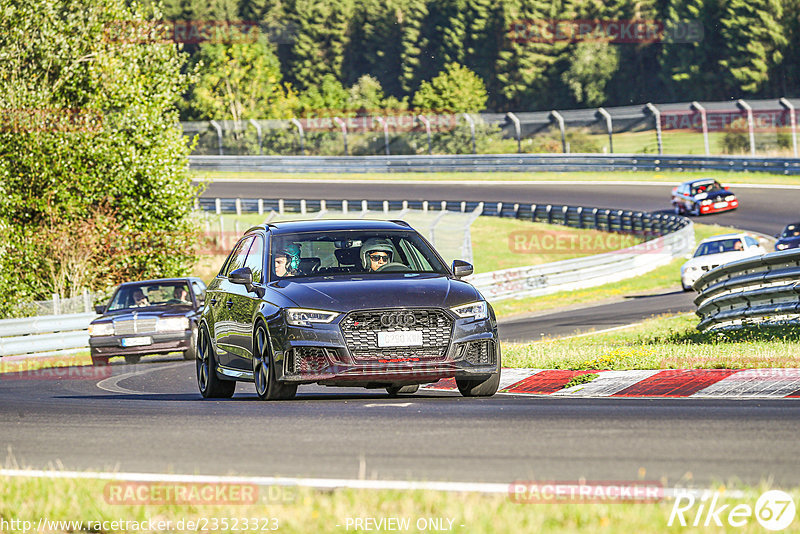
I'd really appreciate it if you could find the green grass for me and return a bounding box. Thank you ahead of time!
[2,472,799,533]
[502,314,800,370]
[195,169,800,185]
[489,222,739,320]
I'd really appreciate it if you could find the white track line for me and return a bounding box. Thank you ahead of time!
[96,362,187,395]
[0,469,743,499]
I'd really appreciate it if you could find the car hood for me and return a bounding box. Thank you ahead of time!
[91,307,193,324]
[694,190,733,201]
[269,274,481,312]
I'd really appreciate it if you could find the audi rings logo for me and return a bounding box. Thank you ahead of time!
[380,312,417,328]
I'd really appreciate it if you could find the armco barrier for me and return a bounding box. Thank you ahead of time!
[3,198,692,358]
[0,312,96,357]
[693,249,800,331]
[188,154,800,175]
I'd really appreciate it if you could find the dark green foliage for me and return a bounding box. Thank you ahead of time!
[0,0,199,316]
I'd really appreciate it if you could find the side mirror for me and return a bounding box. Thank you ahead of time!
[452,260,473,279]
[229,267,253,286]
[94,304,106,314]
[229,267,265,298]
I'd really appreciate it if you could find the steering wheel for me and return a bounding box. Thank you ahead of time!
[377,262,411,272]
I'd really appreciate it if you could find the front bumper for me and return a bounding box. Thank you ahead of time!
[698,199,738,215]
[274,313,499,386]
[89,331,192,356]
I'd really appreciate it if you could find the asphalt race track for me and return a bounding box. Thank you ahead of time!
[2,359,800,486]
[3,178,798,488]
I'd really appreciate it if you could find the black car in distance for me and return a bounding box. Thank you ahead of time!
[88,278,207,365]
[197,219,501,400]
[775,222,800,251]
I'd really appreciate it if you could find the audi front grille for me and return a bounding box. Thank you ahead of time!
[340,309,453,362]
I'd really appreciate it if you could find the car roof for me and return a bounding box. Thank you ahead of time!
[698,233,748,244]
[683,178,720,186]
[248,219,415,235]
[119,277,203,287]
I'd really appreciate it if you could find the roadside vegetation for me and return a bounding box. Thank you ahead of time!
[1,471,797,534]
[502,314,800,371]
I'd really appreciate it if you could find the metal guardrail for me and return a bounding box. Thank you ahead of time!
[2,198,692,358]
[188,154,800,175]
[0,313,96,357]
[693,249,800,331]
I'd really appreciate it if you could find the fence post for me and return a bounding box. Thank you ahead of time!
[506,112,522,153]
[215,198,221,215]
[209,120,224,156]
[258,199,264,215]
[342,200,348,213]
[375,117,390,155]
[52,294,60,315]
[290,118,305,155]
[383,200,389,214]
[83,289,91,313]
[644,103,663,155]
[736,99,756,156]
[779,98,798,157]
[278,199,284,215]
[550,111,567,153]
[235,198,242,216]
[461,113,476,154]
[416,115,432,155]
[300,199,307,215]
[597,108,613,154]
[249,119,263,155]
[546,204,553,223]
[691,101,710,155]
[333,117,348,155]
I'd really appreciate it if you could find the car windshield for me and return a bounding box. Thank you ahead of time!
[694,239,744,257]
[270,230,449,280]
[107,282,193,311]
[781,224,800,238]
[691,181,723,195]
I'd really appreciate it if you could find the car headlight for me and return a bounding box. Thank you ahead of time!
[684,266,699,272]
[777,243,789,250]
[88,323,114,336]
[156,317,190,332]
[451,301,488,320]
[700,199,713,205]
[725,195,735,201]
[286,308,340,327]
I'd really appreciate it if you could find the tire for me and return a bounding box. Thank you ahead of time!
[196,325,235,399]
[253,324,297,401]
[124,355,141,364]
[456,345,501,397]
[386,384,419,396]
[673,204,682,215]
[183,325,198,360]
[90,350,109,367]
[681,281,693,292]
[691,203,701,217]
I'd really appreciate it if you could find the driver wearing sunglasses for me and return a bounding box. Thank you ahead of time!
[360,238,396,272]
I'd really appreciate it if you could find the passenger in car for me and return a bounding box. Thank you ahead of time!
[274,244,301,277]
[132,289,149,307]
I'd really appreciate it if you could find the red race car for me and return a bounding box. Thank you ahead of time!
[671,178,738,216]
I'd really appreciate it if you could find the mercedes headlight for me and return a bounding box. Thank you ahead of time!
[88,323,114,337]
[286,308,340,327]
[156,317,190,332]
[451,301,488,320]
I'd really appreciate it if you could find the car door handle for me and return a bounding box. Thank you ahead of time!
[225,299,234,309]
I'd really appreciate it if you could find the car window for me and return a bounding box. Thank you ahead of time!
[744,236,759,247]
[222,236,254,277]
[269,230,448,279]
[107,282,193,311]
[782,224,800,238]
[191,281,205,304]
[244,235,265,283]
[694,238,744,257]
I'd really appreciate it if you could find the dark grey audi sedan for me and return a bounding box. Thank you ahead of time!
[197,219,500,400]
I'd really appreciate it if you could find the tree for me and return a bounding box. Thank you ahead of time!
[285,0,354,91]
[412,63,488,113]
[189,37,298,121]
[0,0,199,316]
[561,42,619,107]
[719,0,786,93]
[399,0,430,95]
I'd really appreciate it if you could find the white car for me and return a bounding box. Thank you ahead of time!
[681,233,766,291]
